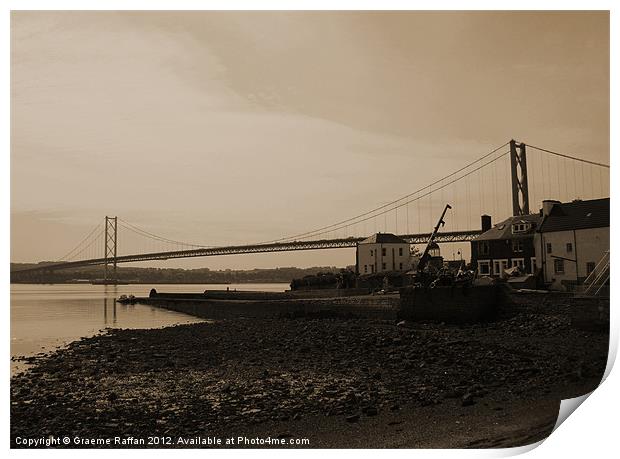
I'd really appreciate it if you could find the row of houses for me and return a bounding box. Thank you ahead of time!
[471,197,609,287]
[355,197,609,288]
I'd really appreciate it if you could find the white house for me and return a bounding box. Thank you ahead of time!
[356,233,411,275]
[534,198,609,286]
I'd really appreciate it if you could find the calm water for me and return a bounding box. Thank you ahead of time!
[10,283,289,374]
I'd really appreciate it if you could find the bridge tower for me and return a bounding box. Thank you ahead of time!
[104,216,118,282]
[510,140,530,216]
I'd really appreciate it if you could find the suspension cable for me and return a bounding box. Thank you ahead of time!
[257,141,510,244]
[117,218,215,248]
[58,218,104,261]
[276,150,510,242]
[63,230,103,261]
[525,143,610,168]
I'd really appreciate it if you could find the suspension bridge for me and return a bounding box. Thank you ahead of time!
[11,140,610,281]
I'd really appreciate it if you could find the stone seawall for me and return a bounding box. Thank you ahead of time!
[141,295,399,320]
[497,290,573,317]
[152,288,372,302]
[137,287,609,329]
[499,290,609,331]
[568,296,609,331]
[399,285,498,324]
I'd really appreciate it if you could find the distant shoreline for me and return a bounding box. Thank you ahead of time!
[10,265,344,286]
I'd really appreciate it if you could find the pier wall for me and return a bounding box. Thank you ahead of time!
[137,287,608,329]
[398,285,498,324]
[152,288,372,302]
[499,290,609,330]
[495,290,573,319]
[142,295,399,320]
[567,296,609,331]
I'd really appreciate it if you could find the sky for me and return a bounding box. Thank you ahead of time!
[10,11,610,269]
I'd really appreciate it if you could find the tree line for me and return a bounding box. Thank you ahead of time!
[10,263,353,284]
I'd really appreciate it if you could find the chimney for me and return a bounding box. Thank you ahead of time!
[542,200,560,217]
[481,215,492,232]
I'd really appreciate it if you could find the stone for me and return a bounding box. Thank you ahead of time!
[461,393,475,407]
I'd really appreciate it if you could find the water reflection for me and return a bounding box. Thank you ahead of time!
[11,282,288,376]
[102,297,118,326]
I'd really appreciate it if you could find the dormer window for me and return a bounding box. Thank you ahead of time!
[512,222,530,234]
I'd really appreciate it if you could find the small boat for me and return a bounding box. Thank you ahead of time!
[117,294,137,304]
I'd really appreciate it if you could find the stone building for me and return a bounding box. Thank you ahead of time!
[534,198,609,287]
[356,233,410,275]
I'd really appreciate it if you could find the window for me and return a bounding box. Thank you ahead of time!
[370,265,374,273]
[512,258,525,269]
[554,258,565,274]
[381,248,386,256]
[399,248,403,256]
[501,259,509,273]
[530,258,537,273]
[546,243,552,254]
[512,223,530,234]
[492,259,508,276]
[364,265,368,274]
[399,263,403,270]
[512,240,524,253]
[382,263,386,270]
[566,243,573,253]
[478,260,491,275]
[586,262,596,276]
[370,249,374,257]
[479,241,490,256]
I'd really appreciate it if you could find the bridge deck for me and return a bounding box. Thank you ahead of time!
[11,230,481,274]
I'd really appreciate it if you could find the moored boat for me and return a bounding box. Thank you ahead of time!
[117,294,137,304]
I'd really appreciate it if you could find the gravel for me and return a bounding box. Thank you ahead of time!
[10,311,608,447]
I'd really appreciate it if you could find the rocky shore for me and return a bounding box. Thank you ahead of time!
[11,309,608,448]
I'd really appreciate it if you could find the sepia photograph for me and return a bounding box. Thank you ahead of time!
[8,6,612,451]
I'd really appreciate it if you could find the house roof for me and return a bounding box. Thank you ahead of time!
[538,198,609,233]
[360,233,408,244]
[473,214,542,241]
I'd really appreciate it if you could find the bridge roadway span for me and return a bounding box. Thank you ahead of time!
[11,230,481,274]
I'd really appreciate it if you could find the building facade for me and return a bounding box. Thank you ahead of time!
[470,214,541,277]
[534,198,610,286]
[356,233,411,275]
